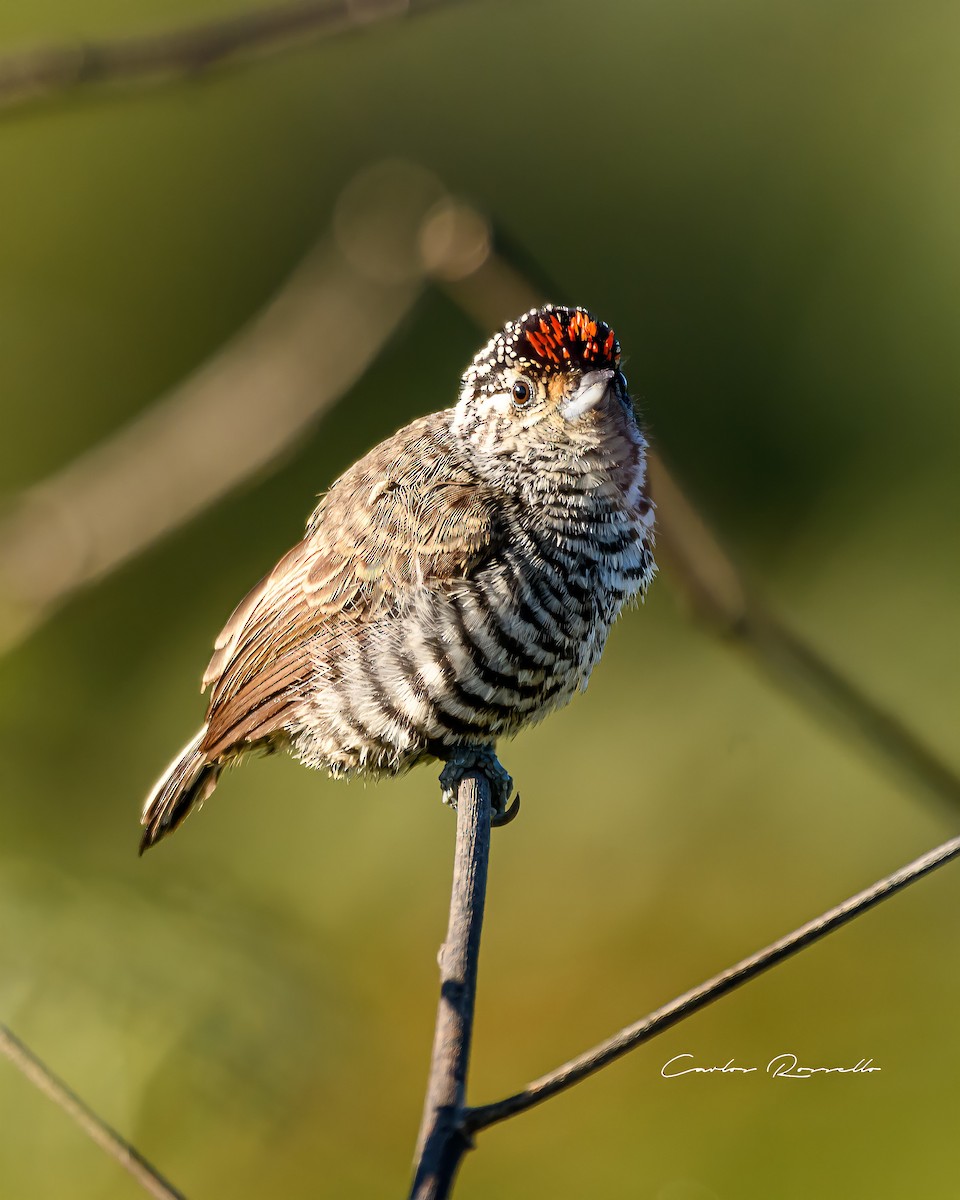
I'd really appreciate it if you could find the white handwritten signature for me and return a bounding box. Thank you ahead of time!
[661,1053,881,1079]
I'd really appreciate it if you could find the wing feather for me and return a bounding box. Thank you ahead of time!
[198,415,499,757]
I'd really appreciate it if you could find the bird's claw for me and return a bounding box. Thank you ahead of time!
[491,790,521,827]
[439,748,520,829]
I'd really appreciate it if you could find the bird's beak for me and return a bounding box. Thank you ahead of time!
[562,369,616,422]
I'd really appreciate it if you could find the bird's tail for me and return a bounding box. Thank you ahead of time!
[140,728,220,854]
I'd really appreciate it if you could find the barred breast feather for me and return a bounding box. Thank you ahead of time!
[198,410,653,781]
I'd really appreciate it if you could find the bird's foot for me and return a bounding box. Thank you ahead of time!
[439,747,521,828]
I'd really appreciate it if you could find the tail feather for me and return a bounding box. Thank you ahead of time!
[140,729,220,854]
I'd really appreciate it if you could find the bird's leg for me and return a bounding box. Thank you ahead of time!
[439,746,521,827]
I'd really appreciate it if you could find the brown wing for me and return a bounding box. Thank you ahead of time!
[199,414,499,758]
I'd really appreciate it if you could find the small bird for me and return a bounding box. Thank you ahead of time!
[140,305,656,852]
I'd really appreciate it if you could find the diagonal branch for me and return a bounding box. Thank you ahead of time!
[0,0,467,114]
[0,1024,187,1200]
[425,201,960,818]
[463,830,960,1132]
[409,772,492,1200]
[645,457,960,817]
[0,161,436,653]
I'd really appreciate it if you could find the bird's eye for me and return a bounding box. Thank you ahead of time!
[511,379,532,407]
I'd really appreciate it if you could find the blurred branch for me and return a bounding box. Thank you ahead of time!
[2,163,957,824]
[647,458,960,815]
[0,0,466,114]
[0,1023,187,1200]
[429,210,960,818]
[464,830,960,1132]
[410,770,492,1200]
[0,160,442,652]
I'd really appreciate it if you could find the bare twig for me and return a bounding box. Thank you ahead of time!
[1,174,955,1195]
[410,772,492,1200]
[463,831,960,1132]
[0,0,466,114]
[0,1024,186,1200]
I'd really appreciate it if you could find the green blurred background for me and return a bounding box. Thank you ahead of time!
[2,0,959,1196]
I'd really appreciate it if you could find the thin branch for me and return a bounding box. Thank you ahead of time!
[0,1024,186,1200]
[410,772,492,1200]
[0,0,465,114]
[463,831,960,1132]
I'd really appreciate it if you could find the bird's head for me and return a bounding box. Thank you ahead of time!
[453,305,645,497]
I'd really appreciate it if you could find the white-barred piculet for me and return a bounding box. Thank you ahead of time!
[141,305,656,851]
